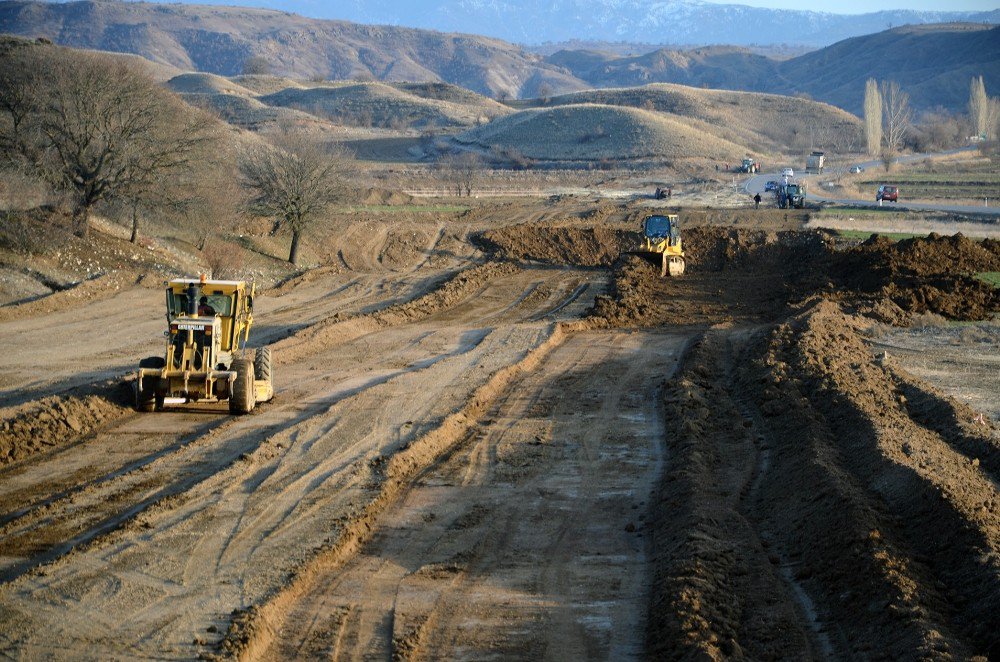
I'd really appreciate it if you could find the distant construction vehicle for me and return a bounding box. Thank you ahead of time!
[738,157,760,173]
[135,276,273,414]
[806,151,825,173]
[634,214,685,277]
[776,182,806,209]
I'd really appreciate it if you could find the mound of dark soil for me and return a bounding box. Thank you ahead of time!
[742,300,1000,657]
[475,225,631,267]
[579,226,1000,327]
[831,233,1000,320]
[0,380,133,466]
[648,299,999,659]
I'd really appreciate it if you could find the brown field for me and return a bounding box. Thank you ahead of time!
[0,192,998,661]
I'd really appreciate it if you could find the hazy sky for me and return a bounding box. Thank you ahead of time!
[700,0,998,12]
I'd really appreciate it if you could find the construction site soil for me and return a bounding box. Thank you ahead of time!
[0,199,997,660]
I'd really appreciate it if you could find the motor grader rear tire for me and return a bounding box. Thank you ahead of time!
[229,359,256,414]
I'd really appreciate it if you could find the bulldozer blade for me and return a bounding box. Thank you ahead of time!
[667,257,685,277]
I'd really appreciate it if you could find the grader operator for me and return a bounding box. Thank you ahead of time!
[635,214,686,277]
[135,276,273,414]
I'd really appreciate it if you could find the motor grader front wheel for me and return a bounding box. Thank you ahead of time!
[229,359,256,414]
[135,356,165,412]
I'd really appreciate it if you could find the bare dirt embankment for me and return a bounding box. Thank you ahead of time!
[480,220,1000,659]
[648,301,999,659]
[0,201,997,661]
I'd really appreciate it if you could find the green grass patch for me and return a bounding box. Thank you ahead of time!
[816,206,900,216]
[975,272,1000,288]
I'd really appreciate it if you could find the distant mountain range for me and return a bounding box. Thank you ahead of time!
[1,1,997,115]
[35,0,1000,49]
[329,0,1000,49]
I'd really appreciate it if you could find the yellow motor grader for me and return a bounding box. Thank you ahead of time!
[135,276,273,414]
[635,214,685,277]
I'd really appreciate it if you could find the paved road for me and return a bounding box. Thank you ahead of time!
[742,146,1000,217]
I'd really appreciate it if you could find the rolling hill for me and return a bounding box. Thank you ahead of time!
[0,1,995,115]
[457,103,753,164]
[537,85,862,156]
[0,0,583,100]
[546,24,1000,115]
[166,73,511,131]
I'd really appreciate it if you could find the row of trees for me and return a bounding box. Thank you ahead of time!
[0,40,355,265]
[968,76,1000,141]
[864,75,1000,164]
[862,79,912,164]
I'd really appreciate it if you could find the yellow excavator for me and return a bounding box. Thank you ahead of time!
[135,275,274,414]
[636,214,685,277]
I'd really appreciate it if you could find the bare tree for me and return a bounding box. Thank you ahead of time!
[989,98,1000,142]
[863,78,882,157]
[437,151,483,197]
[969,75,989,139]
[880,80,912,163]
[238,132,355,265]
[0,46,220,237]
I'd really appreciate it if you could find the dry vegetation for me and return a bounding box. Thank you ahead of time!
[538,83,864,154]
[455,103,750,165]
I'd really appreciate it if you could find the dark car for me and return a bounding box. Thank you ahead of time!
[877,185,898,202]
[764,180,779,192]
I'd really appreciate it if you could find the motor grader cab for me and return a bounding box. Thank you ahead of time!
[636,214,685,277]
[135,276,273,414]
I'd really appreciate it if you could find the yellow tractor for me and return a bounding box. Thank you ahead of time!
[636,214,685,277]
[135,276,274,414]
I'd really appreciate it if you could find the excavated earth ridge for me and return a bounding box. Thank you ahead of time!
[0,220,997,660]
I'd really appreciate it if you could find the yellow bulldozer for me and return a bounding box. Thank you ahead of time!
[135,276,274,414]
[635,213,685,277]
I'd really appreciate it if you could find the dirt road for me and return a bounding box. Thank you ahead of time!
[0,202,997,660]
[0,259,610,658]
[262,331,685,661]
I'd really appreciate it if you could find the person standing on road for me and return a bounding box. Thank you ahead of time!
[753,192,761,209]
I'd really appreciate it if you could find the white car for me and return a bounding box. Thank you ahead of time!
[781,167,794,177]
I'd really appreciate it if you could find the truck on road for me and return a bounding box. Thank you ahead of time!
[806,151,825,174]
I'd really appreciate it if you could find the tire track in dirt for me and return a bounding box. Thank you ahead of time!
[257,331,684,662]
[649,328,818,660]
[0,323,492,585]
[0,265,603,659]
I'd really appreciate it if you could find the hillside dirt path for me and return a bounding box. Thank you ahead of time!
[263,330,684,661]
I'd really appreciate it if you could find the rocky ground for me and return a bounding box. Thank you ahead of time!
[0,196,997,660]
